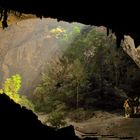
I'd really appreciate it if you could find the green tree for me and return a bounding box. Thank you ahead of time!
[2,74,21,102]
[70,59,87,109]
[32,25,140,114]
[0,74,34,110]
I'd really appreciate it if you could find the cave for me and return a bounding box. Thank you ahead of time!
[0,1,140,139]
[0,0,140,47]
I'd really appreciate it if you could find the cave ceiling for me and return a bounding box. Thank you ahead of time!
[0,0,139,47]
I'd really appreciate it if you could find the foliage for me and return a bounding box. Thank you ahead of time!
[32,56,88,112]
[32,26,140,116]
[50,25,81,43]
[0,74,34,111]
[20,95,34,111]
[0,74,21,103]
[46,111,67,129]
[50,26,66,39]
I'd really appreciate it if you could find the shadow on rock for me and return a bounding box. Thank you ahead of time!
[0,93,80,139]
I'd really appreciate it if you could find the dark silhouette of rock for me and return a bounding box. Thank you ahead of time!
[0,93,80,140]
[0,1,140,47]
[83,138,98,140]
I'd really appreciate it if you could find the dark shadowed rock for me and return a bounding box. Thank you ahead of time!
[83,138,98,140]
[0,93,80,139]
[1,1,140,47]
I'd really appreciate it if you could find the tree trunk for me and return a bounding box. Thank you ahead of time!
[76,80,79,109]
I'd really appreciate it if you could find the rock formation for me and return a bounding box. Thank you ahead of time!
[0,93,79,140]
[0,1,140,47]
[123,36,140,68]
[0,18,83,95]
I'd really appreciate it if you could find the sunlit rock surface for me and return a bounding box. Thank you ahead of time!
[0,18,83,95]
[123,36,140,68]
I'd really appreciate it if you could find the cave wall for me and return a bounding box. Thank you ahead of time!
[0,93,79,139]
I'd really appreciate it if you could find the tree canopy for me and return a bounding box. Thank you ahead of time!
[32,26,140,114]
[0,74,34,110]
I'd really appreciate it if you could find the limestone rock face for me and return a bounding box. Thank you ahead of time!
[123,35,140,68]
[0,18,82,95]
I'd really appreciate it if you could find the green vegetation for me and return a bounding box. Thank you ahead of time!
[0,74,34,110]
[32,26,140,122]
[50,25,81,43]
[46,111,66,129]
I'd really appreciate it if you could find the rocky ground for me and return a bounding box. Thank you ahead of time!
[70,111,140,140]
[38,110,140,140]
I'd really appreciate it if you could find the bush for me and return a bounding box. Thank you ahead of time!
[20,95,34,111]
[46,111,67,129]
[0,74,34,111]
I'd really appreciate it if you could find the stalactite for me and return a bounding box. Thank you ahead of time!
[0,1,139,47]
[116,32,124,48]
[0,7,4,20]
[2,9,8,28]
[107,27,109,36]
